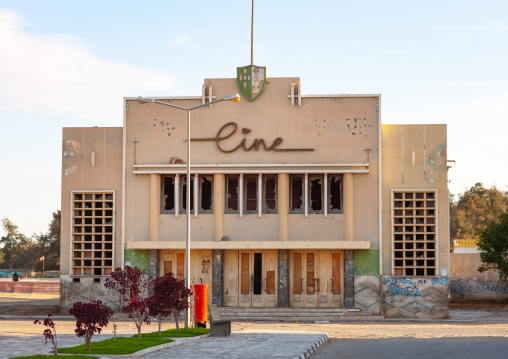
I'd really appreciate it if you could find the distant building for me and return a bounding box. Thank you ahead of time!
[60,73,450,318]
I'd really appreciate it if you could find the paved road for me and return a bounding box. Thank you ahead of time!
[311,337,508,359]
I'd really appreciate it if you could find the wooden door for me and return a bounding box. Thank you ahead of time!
[291,251,304,307]
[304,251,318,307]
[317,251,331,307]
[224,250,239,307]
[331,252,343,307]
[263,250,278,307]
[239,251,252,306]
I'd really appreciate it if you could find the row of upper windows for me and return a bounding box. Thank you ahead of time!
[161,174,342,215]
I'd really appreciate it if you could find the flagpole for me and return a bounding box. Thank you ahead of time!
[251,0,254,65]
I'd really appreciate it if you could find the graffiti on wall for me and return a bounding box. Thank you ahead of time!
[383,277,449,297]
[450,279,508,296]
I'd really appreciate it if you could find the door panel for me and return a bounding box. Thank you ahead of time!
[292,252,303,306]
[263,251,278,307]
[331,252,343,307]
[239,251,251,306]
[224,250,239,307]
[318,251,331,307]
[305,252,317,307]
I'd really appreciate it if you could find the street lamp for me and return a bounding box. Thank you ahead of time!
[137,93,240,328]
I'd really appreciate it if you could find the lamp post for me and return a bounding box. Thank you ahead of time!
[137,93,240,328]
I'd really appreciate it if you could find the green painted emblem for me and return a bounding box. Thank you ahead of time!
[237,65,266,101]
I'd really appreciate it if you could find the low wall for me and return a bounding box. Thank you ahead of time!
[382,276,449,319]
[449,278,508,302]
[60,275,120,312]
[0,281,60,294]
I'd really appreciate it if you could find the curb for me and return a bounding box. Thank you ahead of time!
[94,333,211,358]
[295,333,329,359]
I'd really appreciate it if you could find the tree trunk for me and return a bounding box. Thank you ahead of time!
[135,307,142,338]
[86,334,92,352]
[174,309,180,332]
[52,337,57,355]
[158,314,162,335]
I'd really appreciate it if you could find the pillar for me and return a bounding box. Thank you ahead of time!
[344,173,354,242]
[214,174,224,241]
[278,249,290,307]
[149,173,159,241]
[212,249,224,306]
[278,173,289,241]
[344,250,354,307]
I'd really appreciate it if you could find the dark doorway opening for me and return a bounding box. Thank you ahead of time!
[253,253,262,295]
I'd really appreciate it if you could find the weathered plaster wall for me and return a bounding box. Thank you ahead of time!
[212,249,224,306]
[450,253,499,281]
[60,275,120,313]
[449,278,508,302]
[61,127,123,275]
[382,276,449,319]
[381,125,449,276]
[354,250,379,275]
[124,249,149,271]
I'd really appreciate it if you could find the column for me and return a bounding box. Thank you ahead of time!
[212,249,224,306]
[277,249,290,307]
[344,249,354,307]
[344,173,354,242]
[278,173,289,241]
[214,173,224,241]
[149,173,159,241]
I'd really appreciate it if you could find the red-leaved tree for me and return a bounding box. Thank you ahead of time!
[148,272,193,333]
[104,266,150,338]
[34,314,58,355]
[69,300,113,351]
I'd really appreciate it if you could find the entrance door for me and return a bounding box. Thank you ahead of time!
[224,250,239,307]
[237,250,278,307]
[291,251,343,308]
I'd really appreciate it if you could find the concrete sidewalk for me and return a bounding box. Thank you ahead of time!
[2,330,329,359]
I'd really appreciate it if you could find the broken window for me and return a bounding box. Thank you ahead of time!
[263,175,277,213]
[161,175,214,214]
[226,175,239,213]
[310,176,323,213]
[290,175,304,212]
[329,176,342,213]
[393,191,437,276]
[245,176,258,213]
[72,191,114,277]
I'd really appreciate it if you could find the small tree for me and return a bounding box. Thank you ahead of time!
[69,300,113,351]
[34,314,58,355]
[149,272,193,333]
[105,266,151,338]
[478,212,508,283]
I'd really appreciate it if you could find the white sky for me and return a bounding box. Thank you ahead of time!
[1,1,507,237]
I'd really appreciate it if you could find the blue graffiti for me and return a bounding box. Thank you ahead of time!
[383,276,448,297]
[450,279,508,295]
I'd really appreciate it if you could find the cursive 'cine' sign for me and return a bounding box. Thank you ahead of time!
[190,122,314,153]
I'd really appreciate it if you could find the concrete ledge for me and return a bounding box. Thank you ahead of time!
[297,333,329,359]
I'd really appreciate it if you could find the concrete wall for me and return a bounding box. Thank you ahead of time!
[60,275,120,312]
[450,253,499,281]
[382,276,449,319]
[381,125,449,275]
[449,278,508,302]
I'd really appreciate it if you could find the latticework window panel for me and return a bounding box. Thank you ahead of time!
[393,191,437,276]
[72,192,114,277]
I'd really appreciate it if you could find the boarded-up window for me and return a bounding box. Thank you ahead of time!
[290,175,304,212]
[266,270,275,294]
[293,252,302,294]
[241,253,250,294]
[245,176,258,213]
[177,253,184,281]
[306,253,315,294]
[164,261,172,276]
[264,175,277,213]
[332,253,341,294]
[226,175,239,212]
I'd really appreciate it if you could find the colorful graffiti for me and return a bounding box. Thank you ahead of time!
[450,279,508,296]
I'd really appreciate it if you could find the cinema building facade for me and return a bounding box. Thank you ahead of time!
[60,74,450,318]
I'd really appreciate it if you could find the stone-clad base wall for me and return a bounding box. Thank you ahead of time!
[354,276,381,315]
[60,275,120,313]
[449,278,508,302]
[382,276,449,319]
